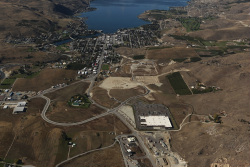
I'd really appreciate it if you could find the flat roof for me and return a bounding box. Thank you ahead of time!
[140,115,172,128]
[17,101,26,106]
[13,106,25,113]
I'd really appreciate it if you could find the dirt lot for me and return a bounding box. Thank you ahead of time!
[46,82,90,101]
[131,60,158,76]
[135,76,162,86]
[109,86,146,102]
[12,68,77,92]
[91,87,120,108]
[99,77,140,90]
[60,143,125,167]
[47,102,105,123]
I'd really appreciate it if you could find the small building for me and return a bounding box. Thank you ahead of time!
[13,106,25,114]
[17,101,27,107]
[127,137,136,143]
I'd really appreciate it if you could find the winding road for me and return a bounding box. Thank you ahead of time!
[28,38,157,167]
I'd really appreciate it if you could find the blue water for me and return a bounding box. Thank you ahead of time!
[80,0,187,33]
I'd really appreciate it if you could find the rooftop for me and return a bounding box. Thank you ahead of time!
[140,115,172,128]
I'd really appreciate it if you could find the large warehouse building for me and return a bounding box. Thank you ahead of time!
[140,115,172,128]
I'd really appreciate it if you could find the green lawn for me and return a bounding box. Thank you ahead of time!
[133,55,145,60]
[167,72,192,95]
[102,64,109,70]
[0,78,16,89]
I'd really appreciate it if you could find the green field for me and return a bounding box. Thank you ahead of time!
[66,63,85,70]
[167,72,192,95]
[133,55,145,60]
[102,64,109,70]
[178,17,201,32]
[0,78,16,89]
[173,58,187,62]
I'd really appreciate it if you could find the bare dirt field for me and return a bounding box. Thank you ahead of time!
[91,87,120,108]
[99,77,140,90]
[47,102,105,123]
[167,52,250,166]
[109,86,146,102]
[168,103,193,127]
[12,68,77,92]
[0,105,130,167]
[136,76,161,86]
[46,82,90,101]
[131,61,158,76]
[189,2,250,41]
[60,143,125,167]
[111,63,132,77]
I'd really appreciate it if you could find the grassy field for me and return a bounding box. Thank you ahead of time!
[101,64,109,70]
[167,72,192,95]
[12,68,77,91]
[66,63,85,70]
[178,17,201,32]
[0,78,16,89]
[133,55,145,60]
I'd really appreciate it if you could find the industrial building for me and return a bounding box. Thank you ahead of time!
[133,102,174,130]
[13,107,26,114]
[13,101,27,114]
[140,115,172,128]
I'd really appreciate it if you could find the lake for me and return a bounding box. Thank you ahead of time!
[80,0,187,33]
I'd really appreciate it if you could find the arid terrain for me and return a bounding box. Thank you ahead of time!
[0,0,249,166]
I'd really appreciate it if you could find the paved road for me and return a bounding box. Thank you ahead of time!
[29,37,156,166]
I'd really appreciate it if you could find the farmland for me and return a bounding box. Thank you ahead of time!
[177,17,201,32]
[167,72,192,95]
[0,78,16,89]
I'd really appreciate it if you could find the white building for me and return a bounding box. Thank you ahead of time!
[13,107,25,114]
[140,115,172,128]
[17,101,26,107]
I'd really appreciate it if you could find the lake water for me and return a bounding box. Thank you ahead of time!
[80,0,187,33]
